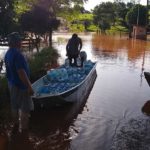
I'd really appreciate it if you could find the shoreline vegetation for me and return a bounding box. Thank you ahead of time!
[0,46,59,130]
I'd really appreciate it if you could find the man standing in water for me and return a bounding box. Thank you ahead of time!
[4,32,34,135]
[66,33,82,66]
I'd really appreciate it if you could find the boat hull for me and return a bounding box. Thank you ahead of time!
[32,66,97,108]
[144,72,150,87]
[61,69,97,102]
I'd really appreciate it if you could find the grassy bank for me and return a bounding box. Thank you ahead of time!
[0,46,59,127]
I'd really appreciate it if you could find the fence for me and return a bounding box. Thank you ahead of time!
[0,38,38,51]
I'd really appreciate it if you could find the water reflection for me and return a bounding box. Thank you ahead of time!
[7,66,97,150]
[53,33,150,150]
[92,34,150,150]
[92,35,150,63]
[1,33,150,150]
[0,46,7,59]
[111,117,150,150]
[28,71,97,150]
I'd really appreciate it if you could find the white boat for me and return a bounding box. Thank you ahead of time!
[32,60,97,105]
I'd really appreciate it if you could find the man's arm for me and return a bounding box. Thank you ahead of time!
[66,44,68,56]
[79,38,82,50]
[17,69,34,95]
[66,40,70,56]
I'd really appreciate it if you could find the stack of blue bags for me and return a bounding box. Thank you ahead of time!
[37,60,94,95]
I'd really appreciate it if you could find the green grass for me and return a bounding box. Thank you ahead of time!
[69,24,85,32]
[110,25,128,32]
[87,24,98,32]
[69,23,98,32]
[77,13,93,21]
[68,21,128,33]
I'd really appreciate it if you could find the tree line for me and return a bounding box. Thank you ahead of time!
[0,0,148,45]
[0,0,87,47]
[93,1,148,34]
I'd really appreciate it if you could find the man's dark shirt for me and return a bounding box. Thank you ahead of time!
[66,37,82,57]
[4,48,30,89]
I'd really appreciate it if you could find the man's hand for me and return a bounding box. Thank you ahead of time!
[18,69,34,95]
[28,86,34,96]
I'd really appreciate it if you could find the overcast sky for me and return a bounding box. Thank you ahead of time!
[84,0,147,11]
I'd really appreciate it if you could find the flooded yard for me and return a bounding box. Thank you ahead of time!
[52,33,150,150]
[1,33,150,150]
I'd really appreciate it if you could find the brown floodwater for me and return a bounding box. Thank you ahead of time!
[1,33,150,150]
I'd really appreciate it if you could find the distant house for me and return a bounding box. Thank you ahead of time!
[132,25,147,40]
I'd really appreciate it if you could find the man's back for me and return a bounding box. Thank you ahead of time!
[66,34,82,57]
[67,37,81,55]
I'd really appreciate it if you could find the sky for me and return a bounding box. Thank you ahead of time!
[84,0,147,11]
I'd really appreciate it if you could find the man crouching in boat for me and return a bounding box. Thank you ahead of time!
[79,51,87,67]
[66,33,82,67]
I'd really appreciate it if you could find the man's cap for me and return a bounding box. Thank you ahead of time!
[8,32,21,45]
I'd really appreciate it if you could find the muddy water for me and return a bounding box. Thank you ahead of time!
[1,33,150,150]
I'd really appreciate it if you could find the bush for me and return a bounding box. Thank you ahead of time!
[29,46,59,82]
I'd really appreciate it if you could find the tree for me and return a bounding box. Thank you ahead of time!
[14,0,36,14]
[36,0,88,31]
[126,4,147,38]
[126,2,134,9]
[0,0,16,37]
[19,0,87,46]
[93,2,115,33]
[126,4,147,26]
[20,5,60,48]
[36,0,87,16]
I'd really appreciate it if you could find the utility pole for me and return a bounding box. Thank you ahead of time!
[135,0,140,39]
[137,1,140,26]
[147,0,150,35]
[147,0,150,26]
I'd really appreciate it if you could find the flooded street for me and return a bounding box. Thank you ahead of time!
[1,33,150,149]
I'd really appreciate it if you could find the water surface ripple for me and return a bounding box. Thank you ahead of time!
[1,33,150,150]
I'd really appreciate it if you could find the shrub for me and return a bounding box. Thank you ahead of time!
[29,46,59,82]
